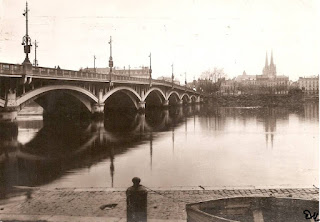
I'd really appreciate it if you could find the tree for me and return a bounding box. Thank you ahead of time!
[200,67,227,83]
[198,67,227,95]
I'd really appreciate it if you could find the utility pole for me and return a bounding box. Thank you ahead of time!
[171,63,174,88]
[108,36,113,86]
[33,40,38,66]
[129,65,130,77]
[185,72,187,91]
[149,53,152,86]
[22,2,32,66]
[94,55,96,73]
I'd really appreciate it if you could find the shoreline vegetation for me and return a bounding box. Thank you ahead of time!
[206,94,318,107]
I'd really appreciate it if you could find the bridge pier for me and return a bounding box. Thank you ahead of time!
[177,100,183,106]
[92,103,105,119]
[0,108,18,122]
[162,100,169,107]
[0,90,18,122]
[138,101,146,111]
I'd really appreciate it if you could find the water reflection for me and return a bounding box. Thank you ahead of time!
[198,103,318,149]
[0,102,318,198]
[0,106,199,197]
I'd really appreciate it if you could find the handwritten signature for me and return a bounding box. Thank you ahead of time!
[304,210,319,221]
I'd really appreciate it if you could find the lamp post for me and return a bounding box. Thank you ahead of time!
[129,65,130,77]
[185,72,187,91]
[193,75,196,90]
[108,36,113,86]
[94,55,96,73]
[33,40,38,66]
[149,53,152,86]
[22,2,32,66]
[171,63,174,88]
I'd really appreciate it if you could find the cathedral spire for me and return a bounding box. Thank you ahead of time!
[263,52,269,76]
[270,50,274,65]
[265,52,268,67]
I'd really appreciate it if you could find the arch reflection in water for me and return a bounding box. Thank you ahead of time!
[0,103,317,196]
[0,106,198,197]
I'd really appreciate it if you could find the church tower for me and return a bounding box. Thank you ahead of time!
[262,51,277,77]
[269,50,277,76]
[262,52,269,76]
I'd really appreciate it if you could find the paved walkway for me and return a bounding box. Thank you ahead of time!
[0,187,318,221]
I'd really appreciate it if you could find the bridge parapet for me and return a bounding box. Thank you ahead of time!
[0,62,204,121]
[0,62,199,94]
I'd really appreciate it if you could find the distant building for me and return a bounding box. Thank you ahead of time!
[262,51,277,77]
[220,78,238,95]
[157,76,180,85]
[235,71,256,82]
[86,66,150,78]
[257,51,289,94]
[186,80,197,90]
[298,76,319,94]
[289,80,298,87]
[235,51,289,94]
[256,75,289,94]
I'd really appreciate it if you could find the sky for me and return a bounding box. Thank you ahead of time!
[0,0,319,82]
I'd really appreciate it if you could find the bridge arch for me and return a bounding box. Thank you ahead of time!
[66,91,93,112]
[180,93,190,101]
[122,91,139,109]
[16,85,99,110]
[166,91,180,101]
[190,95,197,103]
[102,86,142,108]
[142,87,166,102]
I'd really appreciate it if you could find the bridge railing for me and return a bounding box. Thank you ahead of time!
[0,62,199,94]
[0,63,24,75]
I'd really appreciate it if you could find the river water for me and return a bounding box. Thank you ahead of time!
[0,103,318,194]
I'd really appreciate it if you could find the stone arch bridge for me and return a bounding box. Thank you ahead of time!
[0,63,203,121]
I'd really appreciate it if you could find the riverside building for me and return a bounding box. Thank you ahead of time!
[298,76,319,95]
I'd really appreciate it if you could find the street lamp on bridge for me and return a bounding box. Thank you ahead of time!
[108,36,113,86]
[93,55,96,73]
[128,65,130,77]
[33,40,38,67]
[171,63,174,89]
[185,72,187,91]
[22,2,32,66]
[149,53,152,86]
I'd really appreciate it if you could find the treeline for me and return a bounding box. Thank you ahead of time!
[206,94,315,107]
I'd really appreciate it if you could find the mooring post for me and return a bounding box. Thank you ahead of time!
[126,177,147,222]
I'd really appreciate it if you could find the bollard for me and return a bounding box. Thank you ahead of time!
[126,177,147,222]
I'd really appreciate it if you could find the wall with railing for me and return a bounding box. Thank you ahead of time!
[0,63,199,94]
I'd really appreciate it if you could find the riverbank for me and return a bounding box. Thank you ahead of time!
[0,187,318,221]
[207,94,318,107]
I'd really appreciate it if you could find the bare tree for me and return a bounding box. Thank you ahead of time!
[200,67,227,83]
[198,67,227,95]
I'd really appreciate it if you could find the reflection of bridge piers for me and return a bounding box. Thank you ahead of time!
[0,106,202,194]
[0,63,203,121]
[0,122,18,164]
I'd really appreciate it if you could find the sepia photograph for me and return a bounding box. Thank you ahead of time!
[0,0,319,221]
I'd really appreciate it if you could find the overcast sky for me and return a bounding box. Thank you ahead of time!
[0,0,319,81]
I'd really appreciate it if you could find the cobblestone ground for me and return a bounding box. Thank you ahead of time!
[0,188,318,221]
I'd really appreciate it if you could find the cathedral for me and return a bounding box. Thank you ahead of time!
[262,51,276,77]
